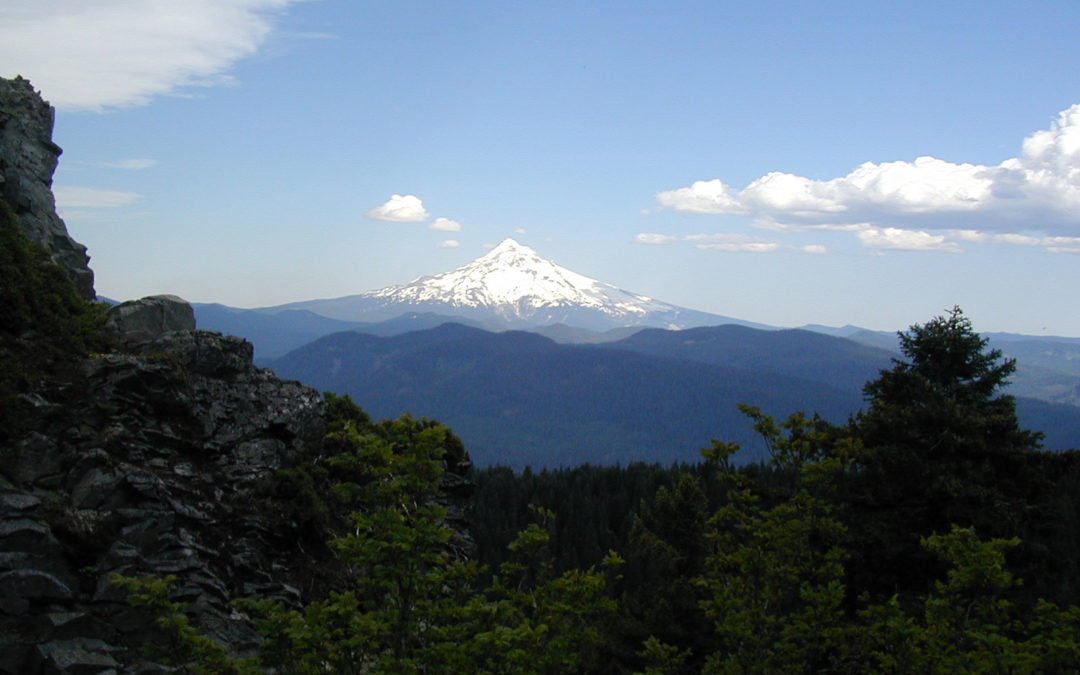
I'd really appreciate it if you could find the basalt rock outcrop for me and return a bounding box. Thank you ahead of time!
[0,77,94,300]
[0,78,475,674]
[105,295,197,345]
[1,321,329,673]
[1,320,476,674]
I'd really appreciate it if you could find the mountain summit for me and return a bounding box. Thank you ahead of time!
[370,238,681,324]
[268,238,740,331]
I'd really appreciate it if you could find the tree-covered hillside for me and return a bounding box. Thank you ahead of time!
[268,323,867,467]
[124,308,1080,673]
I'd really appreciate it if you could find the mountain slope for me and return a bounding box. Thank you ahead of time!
[608,324,896,394]
[268,323,867,468]
[193,304,491,360]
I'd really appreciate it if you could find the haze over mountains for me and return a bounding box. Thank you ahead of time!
[192,239,1080,467]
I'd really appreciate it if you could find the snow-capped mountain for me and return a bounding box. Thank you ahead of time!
[371,238,680,323]
[267,238,744,331]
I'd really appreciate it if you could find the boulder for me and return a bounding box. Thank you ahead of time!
[105,295,196,345]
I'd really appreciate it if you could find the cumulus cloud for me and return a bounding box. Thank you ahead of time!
[635,233,676,244]
[54,185,139,208]
[0,1,302,112]
[429,217,462,232]
[366,194,430,222]
[657,103,1080,240]
[438,239,460,248]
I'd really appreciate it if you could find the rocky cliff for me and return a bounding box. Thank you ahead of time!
[0,78,473,674]
[0,77,93,300]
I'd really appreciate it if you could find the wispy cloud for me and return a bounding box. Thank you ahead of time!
[856,228,961,253]
[429,217,462,232]
[71,158,159,170]
[638,231,828,254]
[635,233,676,244]
[657,104,1080,244]
[366,194,430,222]
[437,239,460,248]
[100,158,158,170]
[54,185,139,208]
[945,229,1080,254]
[686,233,783,253]
[0,1,304,112]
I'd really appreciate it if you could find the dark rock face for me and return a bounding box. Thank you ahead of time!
[0,77,94,300]
[1,326,328,673]
[105,295,197,345]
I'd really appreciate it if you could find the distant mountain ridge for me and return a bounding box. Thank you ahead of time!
[267,322,1080,468]
[189,239,1080,411]
[267,323,868,468]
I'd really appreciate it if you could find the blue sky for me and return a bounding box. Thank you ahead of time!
[4,1,1080,334]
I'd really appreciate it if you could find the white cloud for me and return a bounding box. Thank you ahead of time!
[0,1,302,112]
[656,179,746,215]
[856,227,961,252]
[657,103,1080,239]
[686,233,782,253]
[429,217,462,232]
[438,239,460,248]
[514,228,527,235]
[947,230,1080,252]
[635,233,676,244]
[802,244,828,254]
[54,185,139,208]
[366,194,430,222]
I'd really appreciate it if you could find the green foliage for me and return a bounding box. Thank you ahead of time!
[110,574,255,674]
[636,636,692,675]
[623,472,712,671]
[243,407,479,673]
[698,410,852,674]
[860,306,1041,458]
[854,526,1080,673]
[470,461,728,577]
[848,307,1048,600]
[467,506,623,674]
[0,197,108,444]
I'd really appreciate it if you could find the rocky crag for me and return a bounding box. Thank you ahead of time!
[0,77,93,301]
[0,79,473,674]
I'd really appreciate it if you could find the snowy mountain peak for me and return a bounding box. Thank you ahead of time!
[367,238,676,324]
[269,237,738,330]
[484,237,532,258]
